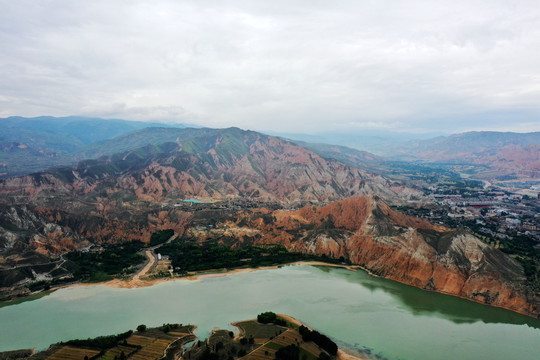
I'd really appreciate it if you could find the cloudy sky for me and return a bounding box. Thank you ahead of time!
[1,0,539,134]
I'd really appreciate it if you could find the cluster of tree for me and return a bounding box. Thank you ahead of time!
[275,344,299,360]
[150,229,175,246]
[318,352,332,360]
[298,326,337,356]
[65,241,146,281]
[515,256,539,286]
[464,220,540,287]
[198,348,220,360]
[257,312,286,326]
[162,323,180,333]
[0,349,34,360]
[239,337,254,345]
[62,330,133,350]
[158,240,335,273]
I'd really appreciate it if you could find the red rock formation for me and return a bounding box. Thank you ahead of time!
[0,131,416,205]
[222,197,538,317]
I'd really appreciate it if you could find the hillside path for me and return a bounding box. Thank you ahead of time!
[132,233,177,282]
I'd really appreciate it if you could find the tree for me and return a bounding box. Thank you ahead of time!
[137,324,147,332]
[275,345,299,360]
[257,311,277,324]
[298,325,337,355]
[318,353,331,360]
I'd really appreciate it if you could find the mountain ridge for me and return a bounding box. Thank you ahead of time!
[388,131,540,178]
[0,116,190,177]
[184,196,538,317]
[0,128,414,204]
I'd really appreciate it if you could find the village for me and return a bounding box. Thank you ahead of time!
[421,182,540,241]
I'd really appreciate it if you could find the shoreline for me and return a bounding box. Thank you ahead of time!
[50,261,364,291]
[61,260,537,319]
[276,314,373,360]
[2,261,536,320]
[231,314,372,360]
[0,261,359,307]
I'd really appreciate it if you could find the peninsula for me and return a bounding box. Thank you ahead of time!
[0,313,370,360]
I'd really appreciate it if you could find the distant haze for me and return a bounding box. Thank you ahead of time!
[1,0,539,134]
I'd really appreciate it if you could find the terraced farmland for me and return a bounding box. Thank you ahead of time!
[126,336,155,348]
[46,347,100,360]
[235,320,287,343]
[243,344,277,360]
[29,315,337,360]
[99,345,138,360]
[129,339,173,360]
[242,328,328,360]
[167,331,189,337]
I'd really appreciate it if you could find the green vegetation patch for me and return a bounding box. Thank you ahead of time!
[62,330,134,350]
[298,326,337,356]
[65,241,146,282]
[150,229,175,246]
[463,220,540,287]
[298,347,319,360]
[257,312,287,326]
[275,344,300,360]
[0,349,34,360]
[99,345,137,360]
[158,239,337,274]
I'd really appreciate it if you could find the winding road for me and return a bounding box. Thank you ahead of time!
[132,232,177,282]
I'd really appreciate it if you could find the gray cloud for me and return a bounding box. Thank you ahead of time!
[1,0,539,134]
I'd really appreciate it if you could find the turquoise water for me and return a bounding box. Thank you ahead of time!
[0,265,539,360]
[183,199,203,203]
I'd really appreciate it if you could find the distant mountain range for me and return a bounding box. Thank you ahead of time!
[387,131,540,179]
[0,127,416,206]
[0,116,187,177]
[0,118,537,317]
[1,116,538,181]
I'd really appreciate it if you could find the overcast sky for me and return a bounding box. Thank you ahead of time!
[1,0,539,134]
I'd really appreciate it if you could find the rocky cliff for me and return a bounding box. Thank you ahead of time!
[1,128,423,297]
[193,197,538,317]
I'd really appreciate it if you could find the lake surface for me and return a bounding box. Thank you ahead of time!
[1,265,539,360]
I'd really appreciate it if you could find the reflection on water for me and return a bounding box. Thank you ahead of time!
[332,267,540,328]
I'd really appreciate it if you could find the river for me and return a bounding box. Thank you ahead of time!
[0,265,539,360]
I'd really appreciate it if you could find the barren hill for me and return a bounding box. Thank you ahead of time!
[190,197,538,317]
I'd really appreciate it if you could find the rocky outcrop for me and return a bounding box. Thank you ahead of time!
[0,205,191,259]
[0,203,192,298]
[212,197,538,317]
[0,129,422,298]
[0,129,419,205]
